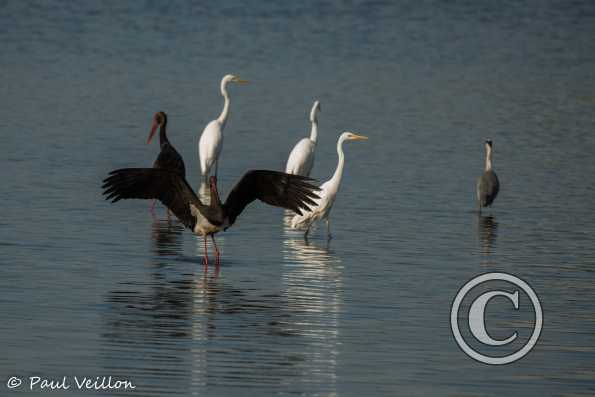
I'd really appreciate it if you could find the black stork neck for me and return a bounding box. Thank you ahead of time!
[158,113,169,147]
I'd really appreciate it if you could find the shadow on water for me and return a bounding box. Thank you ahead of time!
[477,214,498,256]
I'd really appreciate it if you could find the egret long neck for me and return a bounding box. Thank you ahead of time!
[217,81,230,127]
[329,137,346,189]
[485,146,493,171]
[309,119,318,143]
[309,105,319,143]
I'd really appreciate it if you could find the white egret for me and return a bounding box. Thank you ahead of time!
[285,100,321,176]
[476,140,500,213]
[198,74,248,182]
[291,132,368,239]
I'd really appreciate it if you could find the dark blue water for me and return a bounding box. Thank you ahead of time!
[1,1,595,396]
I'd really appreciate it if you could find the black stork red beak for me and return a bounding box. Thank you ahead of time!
[147,117,159,144]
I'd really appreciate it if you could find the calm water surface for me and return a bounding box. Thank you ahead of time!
[1,1,595,396]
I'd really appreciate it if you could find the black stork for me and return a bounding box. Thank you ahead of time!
[476,140,500,213]
[147,111,186,212]
[102,169,319,267]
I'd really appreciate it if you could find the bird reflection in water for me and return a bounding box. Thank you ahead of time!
[100,219,196,391]
[150,217,185,257]
[280,234,343,392]
[195,180,222,275]
[198,181,210,203]
[477,214,498,255]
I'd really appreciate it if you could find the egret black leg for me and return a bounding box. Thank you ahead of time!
[304,224,311,241]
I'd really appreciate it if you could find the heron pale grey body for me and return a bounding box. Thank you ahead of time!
[476,140,500,211]
[477,170,499,207]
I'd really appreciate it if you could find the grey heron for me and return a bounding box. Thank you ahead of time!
[476,140,500,213]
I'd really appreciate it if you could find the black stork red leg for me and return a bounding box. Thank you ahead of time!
[211,235,221,267]
[202,236,209,269]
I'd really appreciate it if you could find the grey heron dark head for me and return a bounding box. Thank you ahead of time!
[485,140,493,148]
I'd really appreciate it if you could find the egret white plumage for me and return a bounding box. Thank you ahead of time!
[285,100,321,176]
[476,140,500,213]
[291,132,368,239]
[198,74,248,182]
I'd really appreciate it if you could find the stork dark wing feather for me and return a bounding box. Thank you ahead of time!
[102,168,200,230]
[223,170,320,225]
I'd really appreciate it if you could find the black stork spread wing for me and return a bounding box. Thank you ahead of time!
[223,170,320,226]
[102,168,201,230]
[102,169,319,231]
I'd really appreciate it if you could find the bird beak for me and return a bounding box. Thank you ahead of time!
[350,134,368,141]
[209,176,220,196]
[147,119,158,144]
[235,78,249,84]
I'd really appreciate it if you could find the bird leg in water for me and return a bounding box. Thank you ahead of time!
[211,235,220,267]
[325,218,332,240]
[202,236,209,269]
[304,224,311,241]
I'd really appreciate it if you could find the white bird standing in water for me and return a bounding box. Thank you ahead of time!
[199,74,248,182]
[285,100,321,176]
[291,132,368,239]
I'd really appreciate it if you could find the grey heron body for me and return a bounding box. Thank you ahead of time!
[476,140,500,212]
